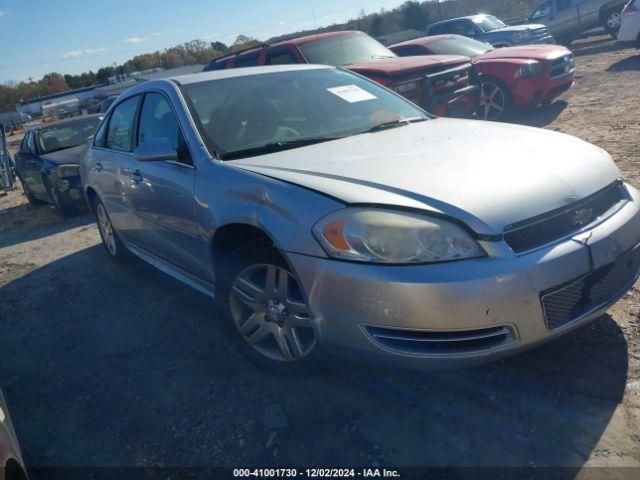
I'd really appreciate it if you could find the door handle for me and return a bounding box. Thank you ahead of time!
[95,161,103,172]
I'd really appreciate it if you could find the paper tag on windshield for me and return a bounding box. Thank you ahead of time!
[327,85,377,103]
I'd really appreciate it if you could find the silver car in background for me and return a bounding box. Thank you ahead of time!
[81,65,640,371]
[1,390,26,480]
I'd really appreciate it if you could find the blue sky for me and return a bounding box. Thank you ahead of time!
[0,0,408,83]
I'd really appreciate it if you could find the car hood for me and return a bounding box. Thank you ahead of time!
[488,24,547,34]
[476,44,571,61]
[347,55,470,76]
[40,144,87,166]
[230,119,621,235]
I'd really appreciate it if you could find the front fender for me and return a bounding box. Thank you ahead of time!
[195,161,344,258]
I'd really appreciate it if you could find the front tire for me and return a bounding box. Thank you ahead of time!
[19,176,45,205]
[480,77,512,121]
[216,241,322,373]
[93,197,131,262]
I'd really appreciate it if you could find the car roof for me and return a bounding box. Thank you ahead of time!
[171,64,333,85]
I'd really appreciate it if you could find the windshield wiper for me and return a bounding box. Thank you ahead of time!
[221,136,343,160]
[363,117,428,134]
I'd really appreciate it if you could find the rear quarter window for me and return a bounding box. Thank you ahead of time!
[233,53,261,68]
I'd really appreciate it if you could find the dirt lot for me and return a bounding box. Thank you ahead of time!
[1,30,639,477]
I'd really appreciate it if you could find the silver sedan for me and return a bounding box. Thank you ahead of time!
[81,64,640,371]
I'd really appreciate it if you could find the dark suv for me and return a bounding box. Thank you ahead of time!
[205,31,480,117]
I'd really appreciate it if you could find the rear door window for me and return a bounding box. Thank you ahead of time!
[265,49,297,65]
[106,96,140,152]
[429,23,454,35]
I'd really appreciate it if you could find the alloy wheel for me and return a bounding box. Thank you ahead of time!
[480,82,506,120]
[607,12,622,30]
[96,203,117,256]
[229,263,316,362]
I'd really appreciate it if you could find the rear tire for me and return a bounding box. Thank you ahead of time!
[603,10,622,37]
[215,240,326,374]
[93,197,131,262]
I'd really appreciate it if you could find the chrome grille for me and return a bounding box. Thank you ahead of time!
[504,182,627,254]
[550,53,575,78]
[541,244,640,330]
[532,27,550,38]
[364,325,516,355]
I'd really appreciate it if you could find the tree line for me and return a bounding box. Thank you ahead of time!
[1,0,534,113]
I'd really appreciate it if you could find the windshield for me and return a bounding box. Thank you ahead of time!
[427,35,493,57]
[182,68,428,160]
[472,15,507,32]
[298,33,396,66]
[38,117,101,154]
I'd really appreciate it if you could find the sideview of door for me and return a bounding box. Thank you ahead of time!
[126,92,206,280]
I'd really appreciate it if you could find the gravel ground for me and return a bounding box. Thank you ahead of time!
[0,30,639,478]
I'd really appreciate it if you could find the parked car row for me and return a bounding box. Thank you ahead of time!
[205,28,575,121]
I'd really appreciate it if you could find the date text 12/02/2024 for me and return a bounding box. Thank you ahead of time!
[233,469,401,478]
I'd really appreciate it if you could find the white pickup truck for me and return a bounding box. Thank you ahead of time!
[525,0,627,40]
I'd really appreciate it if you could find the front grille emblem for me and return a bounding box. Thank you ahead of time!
[571,207,594,227]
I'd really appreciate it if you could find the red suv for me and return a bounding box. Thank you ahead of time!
[205,31,480,118]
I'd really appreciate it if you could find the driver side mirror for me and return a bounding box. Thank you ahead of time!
[134,137,178,162]
[467,28,478,37]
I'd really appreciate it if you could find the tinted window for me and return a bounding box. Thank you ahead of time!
[138,93,191,164]
[106,96,139,152]
[558,0,572,10]
[20,131,31,152]
[429,23,455,35]
[233,54,260,68]
[38,117,101,154]
[449,20,477,36]
[532,1,552,19]
[93,116,109,147]
[265,50,297,65]
[27,131,36,153]
[392,45,425,56]
[183,68,427,159]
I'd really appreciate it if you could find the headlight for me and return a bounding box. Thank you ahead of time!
[394,81,419,95]
[312,208,485,264]
[56,164,80,178]
[514,60,542,78]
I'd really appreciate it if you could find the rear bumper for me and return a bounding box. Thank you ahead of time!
[286,184,640,369]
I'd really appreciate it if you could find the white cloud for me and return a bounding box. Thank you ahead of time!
[63,48,107,58]
[0,11,5,17]
[124,32,163,43]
